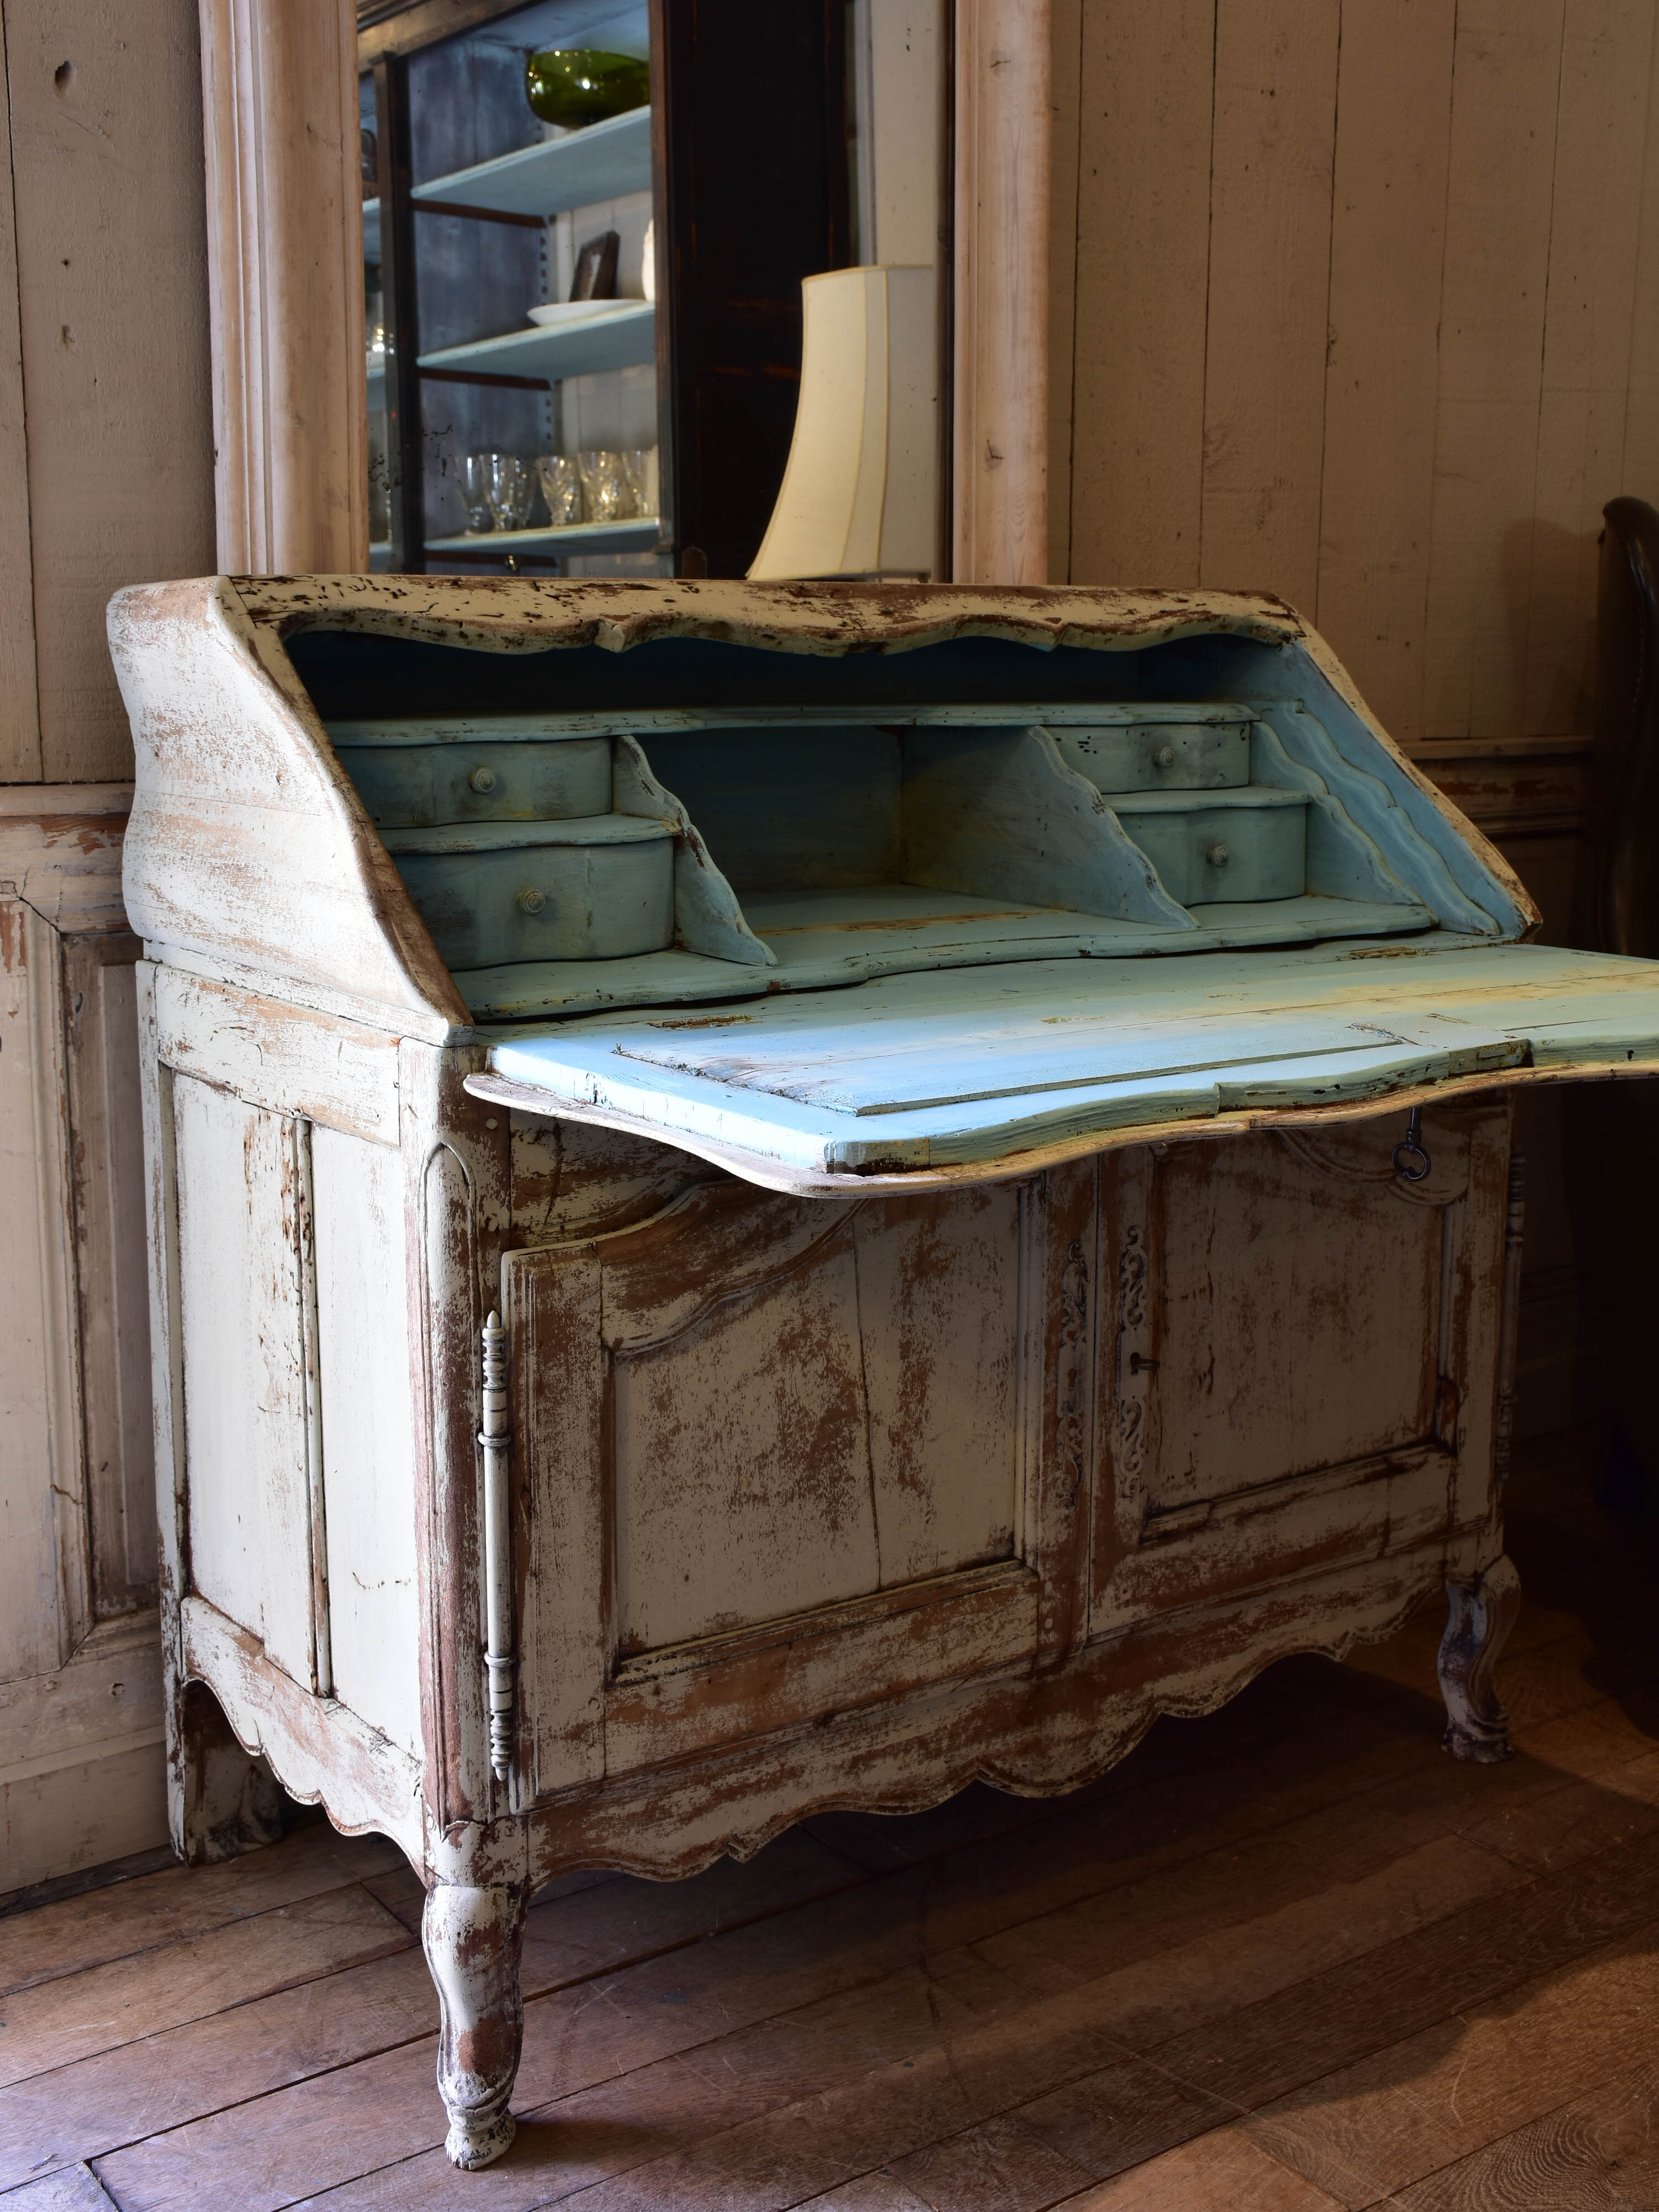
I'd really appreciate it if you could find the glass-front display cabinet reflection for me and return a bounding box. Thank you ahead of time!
[357,0,901,582]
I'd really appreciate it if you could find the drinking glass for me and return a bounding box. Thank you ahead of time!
[620,446,658,518]
[577,448,632,521]
[535,453,582,526]
[461,451,495,533]
[486,452,533,531]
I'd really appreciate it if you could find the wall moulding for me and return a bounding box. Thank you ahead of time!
[953,0,1051,586]
[197,0,368,573]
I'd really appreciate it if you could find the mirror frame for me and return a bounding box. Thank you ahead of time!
[197,0,1049,582]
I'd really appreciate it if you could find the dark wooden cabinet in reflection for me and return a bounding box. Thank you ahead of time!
[357,0,854,581]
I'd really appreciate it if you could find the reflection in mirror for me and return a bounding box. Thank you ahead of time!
[358,0,949,583]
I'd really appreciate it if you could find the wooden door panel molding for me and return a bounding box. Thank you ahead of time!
[504,1240,606,1805]
[197,0,367,572]
[1091,1108,1510,1640]
[1272,1110,1472,1203]
[604,1558,1039,1780]
[596,1181,863,1354]
[506,1171,1092,1799]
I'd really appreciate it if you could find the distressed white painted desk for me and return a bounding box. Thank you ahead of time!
[109,577,1659,2168]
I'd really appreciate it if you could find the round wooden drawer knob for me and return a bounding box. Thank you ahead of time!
[1153,744,1176,768]
[517,886,548,915]
[1206,841,1230,867]
[470,765,499,794]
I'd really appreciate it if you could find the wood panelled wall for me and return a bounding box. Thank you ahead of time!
[0,0,214,1897]
[1049,0,1659,752]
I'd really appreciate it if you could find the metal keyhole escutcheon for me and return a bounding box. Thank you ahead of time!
[1393,1105,1431,1182]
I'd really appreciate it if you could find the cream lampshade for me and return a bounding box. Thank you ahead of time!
[748,264,937,581]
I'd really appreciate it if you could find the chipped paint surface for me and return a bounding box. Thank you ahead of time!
[123,574,1554,2163]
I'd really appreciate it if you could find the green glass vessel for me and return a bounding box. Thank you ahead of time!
[524,49,649,129]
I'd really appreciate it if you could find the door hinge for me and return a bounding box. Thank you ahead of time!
[479,1310,515,1784]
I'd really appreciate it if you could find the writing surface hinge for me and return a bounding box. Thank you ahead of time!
[479,1310,515,1783]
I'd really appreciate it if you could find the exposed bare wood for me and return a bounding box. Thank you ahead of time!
[1199,0,1339,611]
[953,0,1052,583]
[196,0,367,573]
[114,576,1659,2169]
[1068,0,1215,587]
[2,0,213,782]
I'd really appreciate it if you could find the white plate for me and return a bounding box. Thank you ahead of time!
[525,299,640,328]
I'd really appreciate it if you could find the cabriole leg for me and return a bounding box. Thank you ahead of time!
[422,1879,531,2169]
[1438,1553,1522,1762]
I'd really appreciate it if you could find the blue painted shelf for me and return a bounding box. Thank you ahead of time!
[409,107,651,220]
[418,302,655,386]
[425,517,661,559]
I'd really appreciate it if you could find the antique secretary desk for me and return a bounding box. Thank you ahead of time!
[110,574,1659,2169]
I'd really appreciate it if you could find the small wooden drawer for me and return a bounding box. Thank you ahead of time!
[384,815,676,969]
[1051,714,1252,792]
[332,735,613,827]
[1107,787,1309,905]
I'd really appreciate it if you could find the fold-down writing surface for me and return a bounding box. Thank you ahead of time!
[482,938,1659,1185]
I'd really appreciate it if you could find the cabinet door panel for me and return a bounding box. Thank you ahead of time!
[1093,1103,1503,1635]
[173,1074,317,1689]
[512,1171,1060,1795]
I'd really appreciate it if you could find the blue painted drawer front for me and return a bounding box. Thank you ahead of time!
[1051,714,1251,792]
[1106,789,1310,905]
[385,816,676,968]
[334,735,612,828]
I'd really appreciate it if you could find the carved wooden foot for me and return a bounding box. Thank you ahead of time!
[1439,1553,1522,1762]
[423,1879,530,2169]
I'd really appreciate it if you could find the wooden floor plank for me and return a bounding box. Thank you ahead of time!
[4,1431,1652,2211]
[1146,1821,1659,2121]
[0,1828,860,2193]
[0,1950,436,2194]
[885,2112,1121,2210]
[970,1802,1522,2005]
[1454,1745,1659,1874]
[1010,2053,1238,2182]
[1048,2126,1344,2209]
[0,1823,406,1998]
[0,2168,120,2210]
[94,1665,1559,2211]
[0,1884,412,2087]
[794,2178,935,2211]
[1237,1925,1659,2203]
[890,2112,1098,2211]
[281,1823,1524,2210]
[1387,2061,1659,2210]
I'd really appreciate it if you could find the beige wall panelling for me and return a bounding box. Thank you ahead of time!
[3,0,214,782]
[197,0,368,573]
[0,0,38,782]
[1313,0,1457,744]
[0,895,85,1691]
[954,0,1051,583]
[1621,15,1659,496]
[1421,2,1567,742]
[1198,0,1338,610]
[1068,0,1216,587]
[1522,2,1656,735]
[1047,0,1083,583]
[0,792,168,1894]
[63,933,156,1617]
